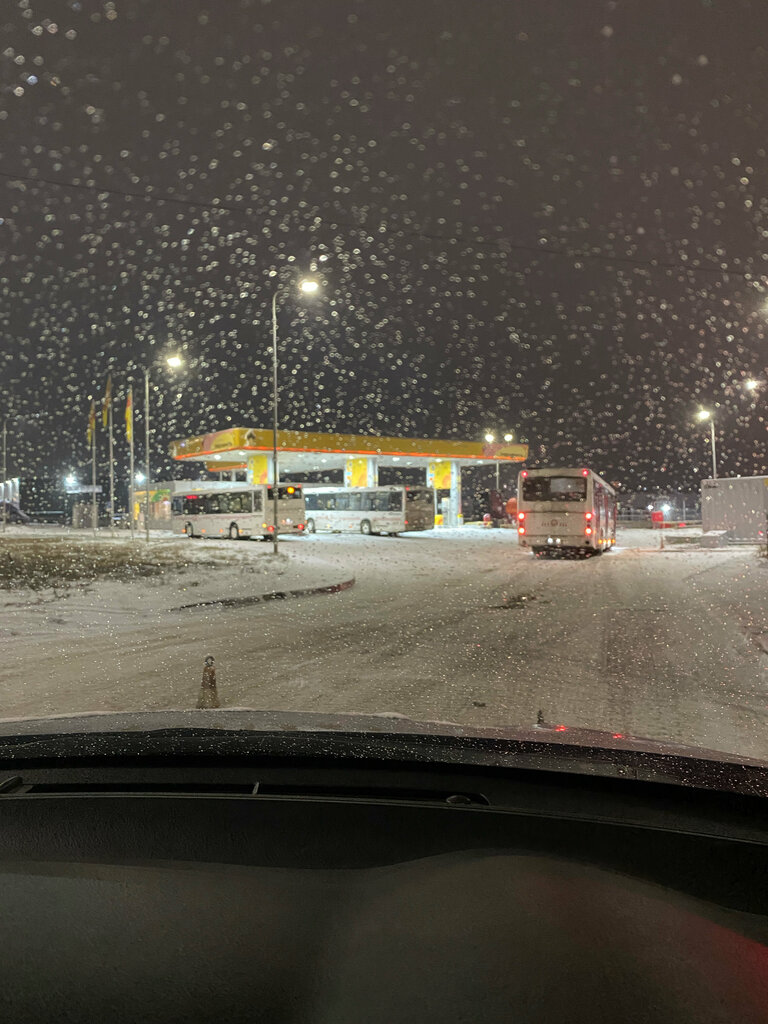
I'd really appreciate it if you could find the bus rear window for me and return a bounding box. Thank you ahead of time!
[522,477,587,503]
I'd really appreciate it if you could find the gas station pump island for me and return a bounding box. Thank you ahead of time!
[169,428,527,527]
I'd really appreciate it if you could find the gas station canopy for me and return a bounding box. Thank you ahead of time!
[170,427,527,476]
[169,428,528,526]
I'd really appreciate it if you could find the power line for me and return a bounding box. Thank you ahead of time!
[0,166,760,280]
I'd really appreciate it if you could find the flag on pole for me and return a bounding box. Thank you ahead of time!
[102,373,112,428]
[86,399,96,445]
[125,386,133,442]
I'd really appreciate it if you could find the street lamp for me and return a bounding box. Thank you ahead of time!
[696,409,718,479]
[142,354,184,542]
[270,277,320,555]
[1,417,5,534]
[485,431,514,492]
[745,378,759,392]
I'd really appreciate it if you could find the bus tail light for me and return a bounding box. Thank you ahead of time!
[585,527,592,536]
[518,526,526,535]
[521,470,528,478]
[582,468,589,477]
[267,525,275,533]
[298,523,305,531]
[517,512,526,521]
[585,512,593,521]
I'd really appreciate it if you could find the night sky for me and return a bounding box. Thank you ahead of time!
[2,0,768,490]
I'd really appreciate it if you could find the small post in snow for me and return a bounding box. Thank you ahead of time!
[196,655,220,709]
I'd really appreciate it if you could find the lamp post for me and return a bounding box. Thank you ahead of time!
[1,418,6,534]
[143,355,184,542]
[696,409,718,479]
[270,278,319,556]
[485,431,515,492]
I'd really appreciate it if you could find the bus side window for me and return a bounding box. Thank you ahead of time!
[229,492,249,513]
[304,493,317,511]
[360,492,373,512]
[171,498,183,514]
[336,494,349,511]
[373,493,388,512]
[205,494,223,514]
[348,492,362,511]
[387,491,402,511]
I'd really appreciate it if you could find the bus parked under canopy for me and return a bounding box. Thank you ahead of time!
[171,485,306,541]
[304,485,434,535]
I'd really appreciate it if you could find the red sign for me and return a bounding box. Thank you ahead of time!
[651,511,664,525]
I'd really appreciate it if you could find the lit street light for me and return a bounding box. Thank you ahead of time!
[271,277,320,555]
[485,431,514,493]
[142,354,184,542]
[696,409,718,479]
[745,378,759,392]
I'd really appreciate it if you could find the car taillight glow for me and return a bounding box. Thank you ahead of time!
[585,527,592,535]
[267,525,274,532]
[518,526,526,535]
[517,511,526,521]
[521,470,528,478]
[585,512,593,521]
[582,468,589,477]
[298,523,305,530]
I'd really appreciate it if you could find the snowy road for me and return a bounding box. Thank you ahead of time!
[2,528,768,760]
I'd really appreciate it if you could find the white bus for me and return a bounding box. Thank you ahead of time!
[304,485,434,535]
[516,468,617,557]
[171,485,306,541]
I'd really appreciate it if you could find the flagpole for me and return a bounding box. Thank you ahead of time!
[1,418,7,534]
[144,368,150,543]
[91,421,97,538]
[108,402,115,538]
[128,386,135,541]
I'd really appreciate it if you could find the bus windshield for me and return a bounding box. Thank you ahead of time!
[522,477,587,503]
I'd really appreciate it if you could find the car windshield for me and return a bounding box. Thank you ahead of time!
[2,1,768,773]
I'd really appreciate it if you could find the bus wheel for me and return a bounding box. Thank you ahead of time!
[229,524,239,540]
[360,519,372,535]
[306,518,316,533]
[184,523,194,538]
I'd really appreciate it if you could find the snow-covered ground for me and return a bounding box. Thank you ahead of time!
[1,526,768,761]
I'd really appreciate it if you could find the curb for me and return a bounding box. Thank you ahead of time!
[171,576,355,612]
